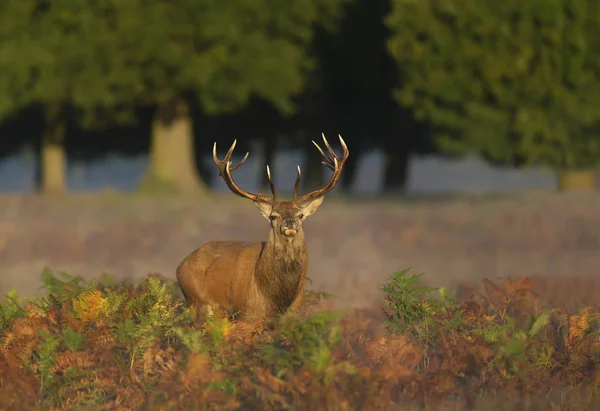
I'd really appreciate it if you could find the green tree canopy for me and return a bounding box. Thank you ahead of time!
[386,0,600,176]
[0,1,146,123]
[119,0,348,114]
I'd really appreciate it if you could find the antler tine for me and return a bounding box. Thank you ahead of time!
[229,152,249,172]
[311,140,335,171]
[266,165,278,201]
[321,133,337,160]
[213,140,249,175]
[224,139,237,160]
[293,165,302,202]
[213,140,272,204]
[296,134,349,203]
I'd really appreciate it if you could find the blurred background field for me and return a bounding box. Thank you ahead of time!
[2,190,600,311]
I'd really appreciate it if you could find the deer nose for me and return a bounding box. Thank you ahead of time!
[283,219,298,229]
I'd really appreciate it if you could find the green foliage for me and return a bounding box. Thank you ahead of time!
[381,268,454,348]
[40,267,90,300]
[486,311,553,379]
[36,328,60,393]
[174,327,206,354]
[0,288,26,333]
[0,1,129,124]
[0,269,599,409]
[113,318,155,370]
[381,268,440,329]
[113,277,194,369]
[0,0,350,126]
[169,0,352,115]
[204,315,232,355]
[27,269,95,318]
[62,327,86,352]
[471,321,511,343]
[387,0,600,170]
[263,311,353,383]
[124,277,189,341]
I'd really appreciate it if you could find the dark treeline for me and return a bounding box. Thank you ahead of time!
[0,0,599,195]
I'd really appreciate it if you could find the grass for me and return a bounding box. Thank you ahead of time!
[0,268,598,410]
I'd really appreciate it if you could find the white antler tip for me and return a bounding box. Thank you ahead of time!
[266,165,271,177]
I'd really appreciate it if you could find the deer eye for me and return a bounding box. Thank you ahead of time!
[269,215,278,221]
[298,214,304,219]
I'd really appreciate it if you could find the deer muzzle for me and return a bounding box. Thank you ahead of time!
[282,219,298,237]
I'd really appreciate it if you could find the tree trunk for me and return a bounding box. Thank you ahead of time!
[139,101,206,196]
[382,149,410,194]
[556,169,597,192]
[38,105,67,194]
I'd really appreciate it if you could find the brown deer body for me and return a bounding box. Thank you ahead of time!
[176,134,349,324]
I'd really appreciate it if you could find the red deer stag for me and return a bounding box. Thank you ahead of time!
[176,134,349,325]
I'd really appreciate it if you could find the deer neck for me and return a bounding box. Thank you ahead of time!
[254,231,308,314]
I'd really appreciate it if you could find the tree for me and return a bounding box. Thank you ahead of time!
[387,0,600,191]
[125,0,350,195]
[0,1,143,194]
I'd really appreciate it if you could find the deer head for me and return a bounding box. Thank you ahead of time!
[212,134,349,250]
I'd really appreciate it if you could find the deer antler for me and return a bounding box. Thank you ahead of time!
[213,140,277,203]
[294,134,349,203]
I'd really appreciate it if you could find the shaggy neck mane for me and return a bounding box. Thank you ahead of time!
[255,233,307,315]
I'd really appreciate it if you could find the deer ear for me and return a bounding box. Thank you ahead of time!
[254,201,273,220]
[299,196,325,217]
